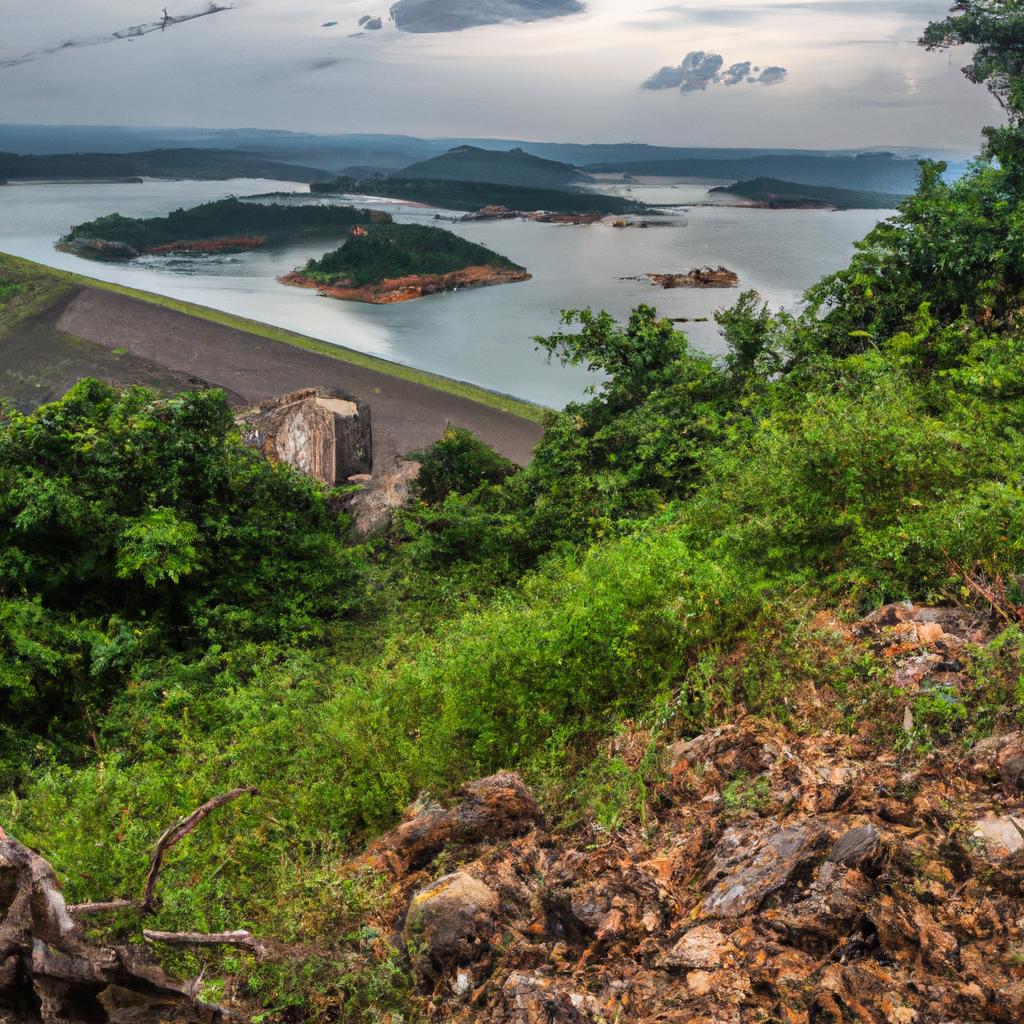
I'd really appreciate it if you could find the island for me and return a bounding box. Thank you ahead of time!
[0,148,328,183]
[280,223,530,303]
[708,177,905,210]
[59,197,390,261]
[648,267,739,288]
[308,176,647,216]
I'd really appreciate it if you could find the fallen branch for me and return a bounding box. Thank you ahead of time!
[67,786,258,918]
[144,929,270,959]
[68,898,137,916]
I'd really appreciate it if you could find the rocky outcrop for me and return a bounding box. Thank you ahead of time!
[330,603,1024,1024]
[648,266,740,288]
[238,387,372,487]
[279,265,531,304]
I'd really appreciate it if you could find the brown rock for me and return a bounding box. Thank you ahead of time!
[403,872,500,978]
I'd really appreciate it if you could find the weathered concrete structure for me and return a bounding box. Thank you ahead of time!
[238,387,372,486]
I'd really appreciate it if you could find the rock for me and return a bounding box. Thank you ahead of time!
[973,813,1024,858]
[500,972,596,1024]
[403,872,499,978]
[238,387,372,487]
[365,771,544,875]
[662,925,740,970]
[828,824,880,867]
[967,732,1024,791]
[703,825,827,919]
[647,266,739,288]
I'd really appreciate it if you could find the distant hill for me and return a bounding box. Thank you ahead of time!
[0,125,972,178]
[583,154,937,194]
[711,177,904,210]
[310,176,646,214]
[400,146,589,188]
[0,149,328,184]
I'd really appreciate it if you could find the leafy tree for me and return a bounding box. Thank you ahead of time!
[0,380,364,776]
[922,1,1024,171]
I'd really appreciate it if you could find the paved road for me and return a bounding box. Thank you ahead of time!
[58,287,544,466]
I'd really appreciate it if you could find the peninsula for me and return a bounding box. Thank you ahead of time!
[280,223,530,303]
[309,175,647,216]
[59,197,389,261]
[708,176,905,210]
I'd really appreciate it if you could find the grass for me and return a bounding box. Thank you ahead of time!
[0,251,547,424]
[0,254,74,337]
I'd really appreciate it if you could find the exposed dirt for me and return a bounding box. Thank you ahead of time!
[327,602,1024,1024]
[53,287,543,466]
[1,291,216,411]
[279,265,532,304]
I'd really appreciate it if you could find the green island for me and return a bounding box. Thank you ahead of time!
[710,176,907,210]
[281,222,531,302]
[0,147,328,184]
[59,196,390,261]
[6,5,1024,1023]
[309,174,648,215]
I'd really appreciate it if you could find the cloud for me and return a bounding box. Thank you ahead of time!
[755,65,787,86]
[721,60,751,86]
[643,51,787,94]
[643,51,723,92]
[388,0,584,34]
[0,3,232,71]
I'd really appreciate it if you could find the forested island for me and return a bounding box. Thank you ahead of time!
[281,222,530,302]
[59,197,389,261]
[0,147,327,184]
[309,175,647,215]
[710,176,905,210]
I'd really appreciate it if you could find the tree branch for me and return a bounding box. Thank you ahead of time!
[142,786,257,913]
[143,929,270,959]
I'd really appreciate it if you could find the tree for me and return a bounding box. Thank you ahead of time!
[922,2,1024,170]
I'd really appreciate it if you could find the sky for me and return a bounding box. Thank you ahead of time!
[0,0,1000,150]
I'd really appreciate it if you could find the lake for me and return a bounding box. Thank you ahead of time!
[0,178,888,408]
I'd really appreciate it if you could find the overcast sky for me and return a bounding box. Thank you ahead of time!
[1,0,999,150]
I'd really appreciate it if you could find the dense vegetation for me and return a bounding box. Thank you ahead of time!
[399,145,589,187]
[710,176,904,209]
[4,3,1024,1020]
[584,152,952,193]
[309,175,647,214]
[62,197,388,257]
[0,148,328,184]
[298,223,524,286]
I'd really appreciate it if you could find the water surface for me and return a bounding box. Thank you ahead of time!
[0,178,887,407]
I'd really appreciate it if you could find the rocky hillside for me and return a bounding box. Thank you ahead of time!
[295,601,1024,1024]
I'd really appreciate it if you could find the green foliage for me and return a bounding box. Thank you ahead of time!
[64,197,388,255]
[721,773,772,815]
[408,425,516,505]
[711,177,905,210]
[0,380,364,781]
[310,176,646,215]
[301,223,523,287]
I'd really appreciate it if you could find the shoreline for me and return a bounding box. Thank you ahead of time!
[280,265,532,304]
[1,251,546,424]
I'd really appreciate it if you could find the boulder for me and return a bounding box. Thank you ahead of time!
[366,771,544,876]
[403,872,499,978]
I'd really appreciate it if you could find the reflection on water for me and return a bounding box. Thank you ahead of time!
[0,177,888,407]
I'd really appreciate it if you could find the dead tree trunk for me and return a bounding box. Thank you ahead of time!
[0,830,228,1023]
